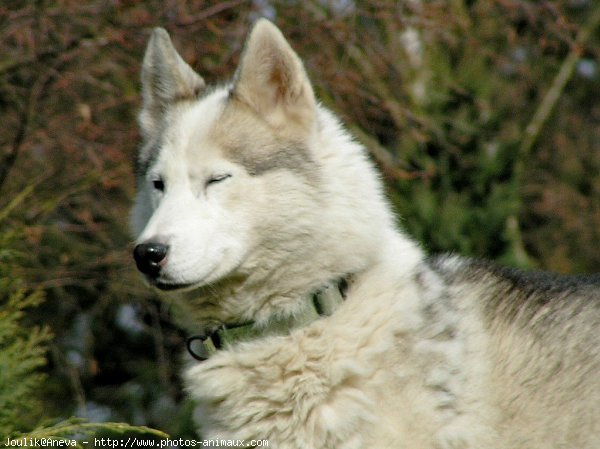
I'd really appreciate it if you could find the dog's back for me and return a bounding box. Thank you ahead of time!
[431,256,600,448]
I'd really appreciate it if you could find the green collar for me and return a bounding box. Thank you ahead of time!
[187,279,347,361]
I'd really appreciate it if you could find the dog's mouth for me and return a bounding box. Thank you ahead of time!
[154,280,193,291]
[149,277,202,292]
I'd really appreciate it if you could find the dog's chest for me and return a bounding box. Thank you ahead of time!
[182,274,492,449]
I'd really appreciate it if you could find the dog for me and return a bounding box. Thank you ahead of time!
[131,19,600,448]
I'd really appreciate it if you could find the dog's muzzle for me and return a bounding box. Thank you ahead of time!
[133,241,169,278]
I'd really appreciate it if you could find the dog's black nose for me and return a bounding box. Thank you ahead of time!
[133,242,169,278]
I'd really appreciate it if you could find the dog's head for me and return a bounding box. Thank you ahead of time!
[131,20,323,295]
[131,20,397,325]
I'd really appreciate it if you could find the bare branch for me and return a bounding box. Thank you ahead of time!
[176,0,250,27]
[506,5,600,267]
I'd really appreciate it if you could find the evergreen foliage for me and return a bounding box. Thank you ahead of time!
[7,419,168,449]
[0,215,168,446]
[0,253,50,435]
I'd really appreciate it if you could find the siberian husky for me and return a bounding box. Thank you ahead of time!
[131,19,600,448]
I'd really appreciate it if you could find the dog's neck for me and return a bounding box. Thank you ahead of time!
[186,277,349,361]
[174,232,422,341]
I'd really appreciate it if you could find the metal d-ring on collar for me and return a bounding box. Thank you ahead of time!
[186,322,248,362]
[186,333,216,362]
[186,277,349,362]
[185,335,208,362]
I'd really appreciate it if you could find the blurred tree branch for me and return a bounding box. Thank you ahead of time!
[0,36,107,76]
[518,5,600,169]
[0,103,30,192]
[175,0,250,27]
[506,4,600,267]
[0,34,109,192]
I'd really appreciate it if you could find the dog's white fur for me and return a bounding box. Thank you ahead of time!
[132,20,600,448]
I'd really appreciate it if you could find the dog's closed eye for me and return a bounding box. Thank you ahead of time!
[206,174,232,187]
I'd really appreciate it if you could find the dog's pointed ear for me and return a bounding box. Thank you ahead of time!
[140,28,205,138]
[232,19,316,131]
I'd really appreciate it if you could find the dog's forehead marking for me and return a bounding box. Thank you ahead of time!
[209,95,320,181]
[136,88,227,178]
[149,88,230,179]
[145,86,319,183]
